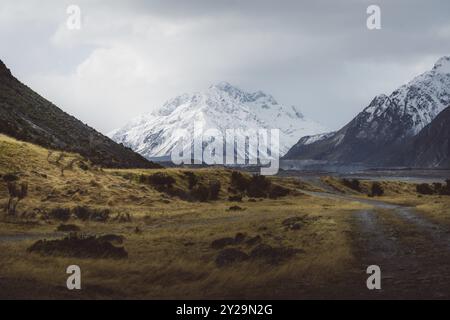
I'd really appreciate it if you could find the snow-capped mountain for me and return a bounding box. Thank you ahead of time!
[284,56,450,166]
[110,82,326,160]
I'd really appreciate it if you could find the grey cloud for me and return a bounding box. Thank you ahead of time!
[1,0,449,132]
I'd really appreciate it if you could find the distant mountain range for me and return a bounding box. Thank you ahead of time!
[109,82,326,160]
[284,56,450,168]
[3,55,448,170]
[0,59,160,169]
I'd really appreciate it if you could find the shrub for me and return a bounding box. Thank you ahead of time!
[73,206,91,221]
[215,248,248,267]
[230,171,251,192]
[191,184,210,202]
[143,173,176,190]
[416,183,434,195]
[247,175,271,198]
[269,185,290,199]
[228,205,245,211]
[2,173,19,182]
[72,206,110,222]
[341,178,361,192]
[442,180,450,195]
[49,208,71,221]
[433,183,443,194]
[370,182,384,197]
[184,171,198,189]
[5,181,28,215]
[166,186,189,200]
[27,234,128,259]
[209,181,221,200]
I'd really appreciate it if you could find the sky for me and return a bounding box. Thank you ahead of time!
[1,0,450,133]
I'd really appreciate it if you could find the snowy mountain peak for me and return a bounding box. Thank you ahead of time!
[110,83,327,159]
[209,81,236,91]
[432,56,450,74]
[284,55,450,164]
[361,56,450,135]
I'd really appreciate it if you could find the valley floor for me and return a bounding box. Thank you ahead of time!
[1,135,450,299]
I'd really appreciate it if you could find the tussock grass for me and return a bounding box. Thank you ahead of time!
[5,134,448,298]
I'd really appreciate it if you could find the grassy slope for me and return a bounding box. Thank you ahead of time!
[0,61,157,169]
[4,135,449,299]
[0,134,375,299]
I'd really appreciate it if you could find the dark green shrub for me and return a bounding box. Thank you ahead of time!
[73,206,91,221]
[191,184,210,202]
[141,173,175,190]
[442,180,450,195]
[27,234,128,259]
[5,181,28,215]
[341,178,361,192]
[72,206,110,222]
[433,183,443,194]
[269,185,290,199]
[370,182,384,197]
[247,175,271,198]
[184,171,198,189]
[416,183,434,195]
[2,173,19,182]
[49,208,71,221]
[166,186,189,200]
[231,171,250,192]
[209,181,221,200]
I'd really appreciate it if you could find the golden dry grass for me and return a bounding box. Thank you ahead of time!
[1,134,449,299]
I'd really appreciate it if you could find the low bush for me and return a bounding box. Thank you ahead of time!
[209,181,221,200]
[27,234,128,259]
[269,185,290,199]
[140,173,175,191]
[416,181,450,196]
[72,206,110,222]
[191,184,210,202]
[184,171,198,189]
[416,183,435,195]
[247,175,271,198]
[49,208,71,222]
[2,173,19,182]
[230,171,251,192]
[370,182,384,197]
[341,178,362,192]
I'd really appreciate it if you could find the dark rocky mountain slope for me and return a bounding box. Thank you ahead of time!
[0,59,160,168]
[284,56,450,167]
[401,106,450,168]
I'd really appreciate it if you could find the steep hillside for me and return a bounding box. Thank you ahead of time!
[0,60,160,168]
[401,106,450,168]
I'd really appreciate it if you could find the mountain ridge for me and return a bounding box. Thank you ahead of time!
[284,56,450,167]
[110,82,327,159]
[0,59,160,169]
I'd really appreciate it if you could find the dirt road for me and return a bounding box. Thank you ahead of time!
[307,190,450,299]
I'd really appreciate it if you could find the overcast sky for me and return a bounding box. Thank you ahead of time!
[1,0,450,133]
